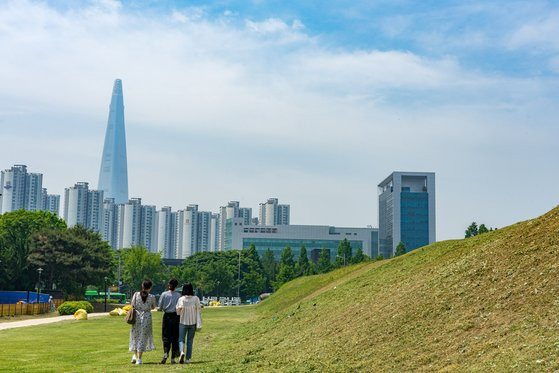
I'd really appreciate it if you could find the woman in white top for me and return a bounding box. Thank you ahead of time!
[129,280,157,365]
[176,283,201,364]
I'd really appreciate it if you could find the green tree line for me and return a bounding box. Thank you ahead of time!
[0,210,374,300]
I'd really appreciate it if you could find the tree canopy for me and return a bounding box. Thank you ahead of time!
[395,241,407,257]
[28,225,114,297]
[0,210,66,290]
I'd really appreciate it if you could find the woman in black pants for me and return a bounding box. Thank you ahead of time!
[158,278,181,364]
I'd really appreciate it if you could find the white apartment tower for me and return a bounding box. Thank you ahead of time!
[63,182,104,231]
[117,198,142,249]
[1,165,58,214]
[155,206,176,258]
[259,198,290,226]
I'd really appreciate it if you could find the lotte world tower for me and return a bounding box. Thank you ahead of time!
[98,79,129,204]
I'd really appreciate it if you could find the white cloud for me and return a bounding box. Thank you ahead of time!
[507,11,559,50]
[0,1,557,239]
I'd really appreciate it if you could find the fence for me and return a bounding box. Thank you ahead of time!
[0,302,50,317]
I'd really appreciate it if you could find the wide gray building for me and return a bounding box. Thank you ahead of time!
[224,217,378,260]
[378,171,436,258]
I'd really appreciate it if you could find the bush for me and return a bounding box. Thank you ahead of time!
[58,301,94,315]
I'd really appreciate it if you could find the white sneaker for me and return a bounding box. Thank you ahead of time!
[136,358,142,365]
[186,359,191,364]
[131,354,137,363]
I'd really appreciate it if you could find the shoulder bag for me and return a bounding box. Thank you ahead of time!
[125,293,136,325]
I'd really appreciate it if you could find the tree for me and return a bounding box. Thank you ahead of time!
[395,241,407,256]
[478,224,489,234]
[295,245,311,277]
[275,246,295,288]
[121,246,166,293]
[465,222,478,238]
[335,239,353,267]
[0,210,66,290]
[28,226,114,298]
[261,249,277,292]
[199,260,235,297]
[239,245,265,298]
[317,248,331,274]
[352,248,366,264]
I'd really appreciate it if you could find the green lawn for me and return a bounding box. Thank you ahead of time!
[0,306,257,372]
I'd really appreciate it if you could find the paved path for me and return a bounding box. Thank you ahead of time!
[0,313,109,331]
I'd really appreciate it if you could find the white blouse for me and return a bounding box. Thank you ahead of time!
[176,295,201,325]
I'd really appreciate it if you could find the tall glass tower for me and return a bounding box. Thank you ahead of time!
[378,172,436,258]
[98,79,129,204]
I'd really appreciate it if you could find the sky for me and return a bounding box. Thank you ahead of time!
[0,0,558,240]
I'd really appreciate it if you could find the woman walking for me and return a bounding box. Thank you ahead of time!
[129,280,156,365]
[158,278,181,364]
[176,283,201,364]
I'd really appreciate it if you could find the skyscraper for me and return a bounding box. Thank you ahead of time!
[378,172,436,258]
[98,79,129,204]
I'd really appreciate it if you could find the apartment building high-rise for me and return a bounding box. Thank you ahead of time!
[378,172,436,258]
[140,205,157,252]
[258,198,290,226]
[1,165,59,215]
[155,206,176,258]
[98,79,129,204]
[25,172,43,211]
[117,198,142,249]
[41,188,60,216]
[63,182,104,231]
[102,198,118,248]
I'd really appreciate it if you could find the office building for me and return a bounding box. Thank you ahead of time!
[217,201,252,250]
[378,171,436,258]
[97,79,129,204]
[258,198,290,226]
[224,218,378,260]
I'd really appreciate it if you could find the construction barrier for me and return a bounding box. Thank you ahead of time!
[0,302,50,316]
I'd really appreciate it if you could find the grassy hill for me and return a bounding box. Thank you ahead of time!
[224,207,559,372]
[1,207,558,372]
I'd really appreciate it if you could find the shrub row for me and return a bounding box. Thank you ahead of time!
[58,301,94,315]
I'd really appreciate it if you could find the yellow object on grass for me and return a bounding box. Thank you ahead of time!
[122,305,132,311]
[73,309,88,320]
[109,308,120,316]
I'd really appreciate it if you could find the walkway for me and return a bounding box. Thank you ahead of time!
[0,313,108,331]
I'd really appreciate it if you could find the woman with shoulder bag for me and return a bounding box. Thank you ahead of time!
[176,283,202,364]
[129,279,156,365]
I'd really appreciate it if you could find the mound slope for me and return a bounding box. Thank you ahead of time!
[229,207,559,372]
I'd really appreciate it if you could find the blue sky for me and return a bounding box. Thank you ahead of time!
[1,0,558,240]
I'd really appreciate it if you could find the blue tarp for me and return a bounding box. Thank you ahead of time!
[0,291,50,304]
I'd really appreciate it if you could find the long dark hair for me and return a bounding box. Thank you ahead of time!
[168,278,178,291]
[181,283,194,296]
[140,280,153,303]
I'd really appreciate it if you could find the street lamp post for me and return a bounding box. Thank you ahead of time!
[104,277,108,312]
[37,268,43,314]
[237,250,241,299]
